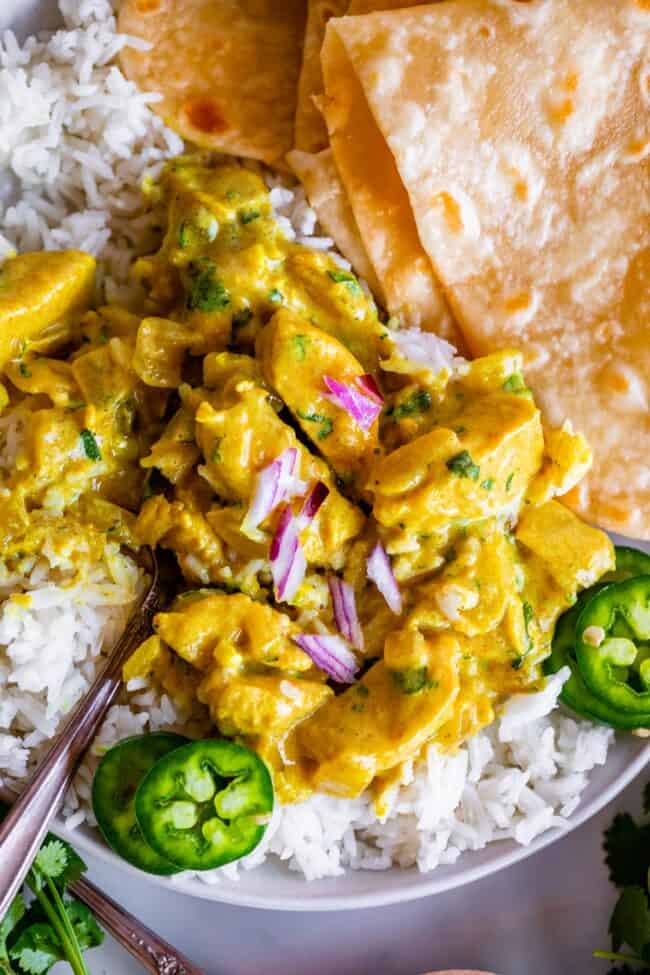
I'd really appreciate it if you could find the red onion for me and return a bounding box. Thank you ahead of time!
[270,505,306,602]
[328,576,364,650]
[367,541,402,614]
[323,374,383,432]
[293,633,359,684]
[298,480,330,526]
[241,447,308,537]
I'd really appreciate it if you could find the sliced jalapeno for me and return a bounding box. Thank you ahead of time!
[546,588,646,729]
[92,732,188,875]
[574,576,650,723]
[604,546,650,582]
[135,739,274,871]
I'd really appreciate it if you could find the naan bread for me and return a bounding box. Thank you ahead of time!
[119,0,306,165]
[320,21,460,340]
[329,0,650,537]
[287,148,383,297]
[295,0,347,152]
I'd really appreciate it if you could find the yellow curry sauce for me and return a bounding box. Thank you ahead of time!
[0,157,615,806]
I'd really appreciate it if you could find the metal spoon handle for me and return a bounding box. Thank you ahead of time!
[0,554,161,918]
[70,875,208,975]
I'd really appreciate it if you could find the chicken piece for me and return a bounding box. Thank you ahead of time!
[3,357,80,408]
[133,317,194,388]
[293,631,460,797]
[527,422,592,505]
[140,406,200,485]
[409,523,518,637]
[371,391,543,534]
[515,500,615,594]
[123,634,202,714]
[0,251,96,367]
[136,495,225,584]
[257,309,380,482]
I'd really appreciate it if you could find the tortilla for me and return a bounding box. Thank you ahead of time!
[328,0,650,538]
[287,147,383,298]
[294,0,348,153]
[118,0,306,165]
[320,20,460,342]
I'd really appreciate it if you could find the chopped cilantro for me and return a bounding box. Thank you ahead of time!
[355,685,369,698]
[446,450,480,481]
[178,221,191,249]
[19,362,31,378]
[292,334,310,361]
[481,478,495,490]
[225,189,239,201]
[505,471,516,492]
[392,389,432,420]
[187,260,231,312]
[327,269,361,295]
[391,666,436,695]
[240,208,260,224]
[79,429,101,462]
[523,600,534,628]
[296,409,333,440]
[210,438,223,463]
[511,656,524,671]
[269,288,283,304]
[502,372,531,395]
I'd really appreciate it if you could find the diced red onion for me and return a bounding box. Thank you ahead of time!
[298,480,329,526]
[328,576,364,650]
[270,506,306,602]
[293,633,359,684]
[367,541,402,614]
[242,447,308,536]
[323,375,383,432]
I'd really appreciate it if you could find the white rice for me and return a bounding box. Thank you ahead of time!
[0,1,615,884]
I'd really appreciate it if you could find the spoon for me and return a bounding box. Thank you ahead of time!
[0,783,206,975]
[0,547,175,919]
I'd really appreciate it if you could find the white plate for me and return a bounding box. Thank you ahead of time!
[55,736,649,911]
[8,0,650,914]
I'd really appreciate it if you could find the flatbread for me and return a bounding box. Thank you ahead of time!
[320,22,460,341]
[294,0,348,152]
[328,0,650,538]
[287,148,384,298]
[118,0,306,165]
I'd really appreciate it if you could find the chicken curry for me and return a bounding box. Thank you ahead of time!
[0,157,615,806]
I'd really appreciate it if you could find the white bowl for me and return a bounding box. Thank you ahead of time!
[56,736,649,911]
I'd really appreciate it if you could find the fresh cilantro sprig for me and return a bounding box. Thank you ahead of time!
[594,781,650,974]
[0,805,103,975]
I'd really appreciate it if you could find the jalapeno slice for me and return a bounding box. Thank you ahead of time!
[574,576,650,723]
[604,546,650,582]
[546,588,646,729]
[92,732,188,875]
[135,739,274,871]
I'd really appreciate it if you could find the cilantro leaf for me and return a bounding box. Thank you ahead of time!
[446,450,480,481]
[64,902,103,954]
[604,813,650,889]
[34,842,67,882]
[391,666,436,695]
[79,429,101,462]
[9,923,62,974]
[186,260,230,312]
[609,886,650,955]
[1,894,26,970]
[392,389,432,421]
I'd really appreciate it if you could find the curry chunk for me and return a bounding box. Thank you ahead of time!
[371,392,543,534]
[0,251,96,367]
[293,631,460,797]
[515,500,615,593]
[136,495,225,584]
[257,310,380,480]
[526,422,592,505]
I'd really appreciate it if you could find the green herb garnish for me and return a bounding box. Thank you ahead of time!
[239,209,260,225]
[18,363,31,379]
[187,260,230,312]
[481,478,495,490]
[0,802,104,975]
[79,429,101,462]
[392,389,432,421]
[296,409,333,440]
[502,372,531,395]
[327,269,361,295]
[505,471,516,492]
[292,334,310,361]
[391,666,436,695]
[446,450,480,481]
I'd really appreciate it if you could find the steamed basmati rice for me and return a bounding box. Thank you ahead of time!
[0,0,615,884]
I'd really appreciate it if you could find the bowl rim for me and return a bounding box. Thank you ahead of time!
[55,739,650,912]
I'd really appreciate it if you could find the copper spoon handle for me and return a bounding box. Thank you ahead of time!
[70,875,208,975]
[0,551,162,919]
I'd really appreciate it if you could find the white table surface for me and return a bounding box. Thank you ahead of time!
[4,2,648,972]
[69,776,645,975]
